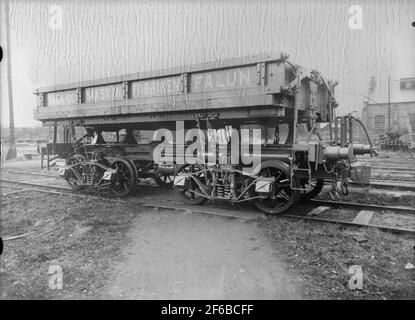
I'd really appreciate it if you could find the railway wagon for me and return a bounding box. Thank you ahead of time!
[34,52,375,213]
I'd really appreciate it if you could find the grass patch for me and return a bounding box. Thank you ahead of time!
[262,218,415,299]
[1,191,141,299]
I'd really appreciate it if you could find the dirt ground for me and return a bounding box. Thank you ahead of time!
[0,189,305,300]
[104,209,304,299]
[1,187,414,300]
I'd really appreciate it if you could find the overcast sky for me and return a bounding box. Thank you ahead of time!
[1,0,414,127]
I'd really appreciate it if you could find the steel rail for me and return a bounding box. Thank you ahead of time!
[0,178,124,203]
[1,177,415,236]
[3,168,415,192]
[1,170,414,211]
[309,199,415,213]
[1,171,414,213]
[0,169,59,178]
[363,181,415,192]
[279,214,415,236]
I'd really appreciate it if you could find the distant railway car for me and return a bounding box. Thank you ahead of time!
[34,52,375,213]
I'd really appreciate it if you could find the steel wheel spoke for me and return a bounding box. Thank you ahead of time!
[278,191,289,201]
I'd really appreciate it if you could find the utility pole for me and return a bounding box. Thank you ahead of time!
[5,0,16,160]
[387,75,391,133]
[0,2,2,163]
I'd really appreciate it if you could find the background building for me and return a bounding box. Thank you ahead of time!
[362,77,415,143]
[1,0,414,129]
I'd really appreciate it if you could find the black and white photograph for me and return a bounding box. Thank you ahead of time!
[0,0,414,303]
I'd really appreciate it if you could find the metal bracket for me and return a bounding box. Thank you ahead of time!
[123,81,129,99]
[290,166,312,191]
[181,73,188,94]
[77,88,82,104]
[256,62,266,86]
[38,93,44,108]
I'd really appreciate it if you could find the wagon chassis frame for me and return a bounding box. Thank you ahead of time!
[175,165,278,203]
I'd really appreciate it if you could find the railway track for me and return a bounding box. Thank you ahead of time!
[310,199,415,213]
[2,168,415,191]
[1,174,415,237]
[0,169,60,178]
[366,180,415,192]
[0,177,125,203]
[284,204,415,236]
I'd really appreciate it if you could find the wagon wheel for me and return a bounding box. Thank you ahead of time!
[299,179,324,201]
[64,155,85,190]
[175,163,208,205]
[254,161,300,214]
[109,158,137,197]
[154,174,174,188]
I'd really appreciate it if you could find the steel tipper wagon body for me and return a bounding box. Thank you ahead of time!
[34,52,375,213]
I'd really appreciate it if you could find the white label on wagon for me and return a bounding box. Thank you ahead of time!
[174,176,186,186]
[255,180,271,193]
[58,168,66,176]
[103,170,114,180]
